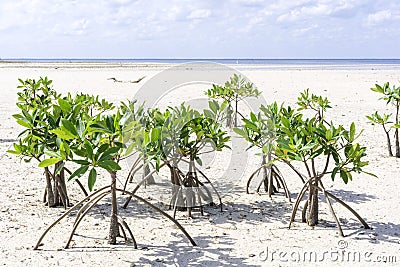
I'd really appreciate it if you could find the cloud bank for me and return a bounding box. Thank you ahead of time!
[0,0,399,58]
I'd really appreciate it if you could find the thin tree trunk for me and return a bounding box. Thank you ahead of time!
[262,155,268,192]
[307,179,319,226]
[385,130,393,157]
[53,171,59,206]
[60,167,69,207]
[44,167,55,207]
[144,161,155,185]
[186,157,197,217]
[226,105,233,127]
[266,154,274,197]
[170,157,184,210]
[108,171,119,244]
[234,97,238,127]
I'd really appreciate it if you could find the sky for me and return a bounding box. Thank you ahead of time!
[1,0,399,59]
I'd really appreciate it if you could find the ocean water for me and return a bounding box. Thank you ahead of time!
[2,58,400,70]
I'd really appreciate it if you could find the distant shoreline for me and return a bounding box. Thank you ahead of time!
[1,58,400,64]
[1,59,400,71]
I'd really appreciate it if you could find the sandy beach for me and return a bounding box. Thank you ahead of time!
[0,62,399,266]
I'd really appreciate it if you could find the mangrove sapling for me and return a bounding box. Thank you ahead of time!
[8,77,89,207]
[123,104,230,218]
[367,82,400,157]
[274,91,374,236]
[37,102,196,248]
[233,102,291,200]
[366,112,393,156]
[176,111,231,217]
[122,106,188,210]
[120,100,156,188]
[205,74,261,127]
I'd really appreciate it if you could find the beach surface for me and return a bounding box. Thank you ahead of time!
[0,62,399,266]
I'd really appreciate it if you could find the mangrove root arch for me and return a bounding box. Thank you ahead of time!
[288,178,370,237]
[34,186,196,250]
[123,161,223,218]
[246,163,291,202]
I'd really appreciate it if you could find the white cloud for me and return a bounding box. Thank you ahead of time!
[276,3,346,22]
[187,9,211,20]
[367,10,393,25]
[0,0,400,58]
[111,0,136,4]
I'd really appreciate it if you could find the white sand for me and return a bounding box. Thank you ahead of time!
[0,62,399,266]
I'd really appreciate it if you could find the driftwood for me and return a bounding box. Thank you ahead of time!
[107,77,145,83]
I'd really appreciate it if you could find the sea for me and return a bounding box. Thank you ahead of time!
[1,58,400,70]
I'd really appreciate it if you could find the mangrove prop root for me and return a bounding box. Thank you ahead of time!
[301,200,308,223]
[122,162,166,209]
[289,178,369,236]
[34,185,111,250]
[272,165,291,202]
[172,186,183,219]
[116,189,196,246]
[74,191,110,227]
[246,166,263,194]
[282,160,306,184]
[195,167,223,211]
[180,158,223,211]
[65,190,112,249]
[123,160,143,191]
[324,190,370,229]
[35,186,195,249]
[248,164,290,200]
[117,215,137,249]
[289,178,313,229]
[75,180,88,197]
[118,223,127,242]
[45,167,55,207]
[321,186,344,237]
[43,187,47,203]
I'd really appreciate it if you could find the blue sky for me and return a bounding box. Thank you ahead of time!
[1,0,399,58]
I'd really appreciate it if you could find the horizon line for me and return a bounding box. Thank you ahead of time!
[2,57,400,60]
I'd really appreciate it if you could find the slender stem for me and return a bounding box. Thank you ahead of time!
[194,166,223,210]
[383,124,393,157]
[108,171,119,245]
[180,158,223,210]
[266,154,274,197]
[172,186,184,218]
[118,223,127,242]
[303,160,312,178]
[322,153,331,174]
[281,159,306,183]
[234,96,238,127]
[44,167,55,207]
